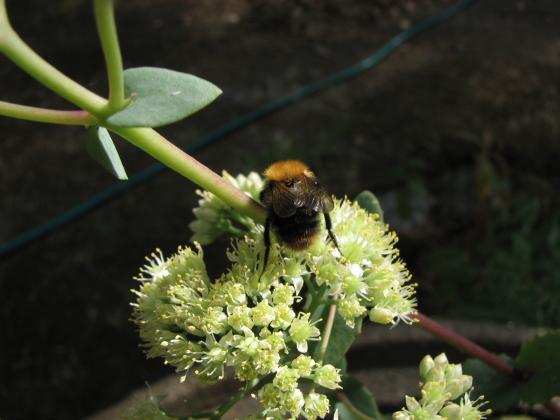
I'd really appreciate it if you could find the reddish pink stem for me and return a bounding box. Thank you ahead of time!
[415,313,560,416]
[414,312,514,376]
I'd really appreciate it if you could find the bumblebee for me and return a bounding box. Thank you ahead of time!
[259,160,339,271]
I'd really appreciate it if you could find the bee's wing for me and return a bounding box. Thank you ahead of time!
[271,183,300,217]
[301,178,333,213]
[304,179,334,213]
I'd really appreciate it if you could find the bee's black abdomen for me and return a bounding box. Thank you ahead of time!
[271,209,321,250]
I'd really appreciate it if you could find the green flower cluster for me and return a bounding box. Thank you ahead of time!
[302,198,416,327]
[189,171,416,328]
[133,171,417,418]
[393,353,491,420]
[257,355,340,419]
[132,242,341,417]
[189,171,263,244]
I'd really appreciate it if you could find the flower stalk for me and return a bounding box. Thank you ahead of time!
[0,0,8,30]
[317,295,339,364]
[0,101,97,125]
[94,0,127,113]
[111,127,266,222]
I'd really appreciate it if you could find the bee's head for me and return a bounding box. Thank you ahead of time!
[264,160,315,183]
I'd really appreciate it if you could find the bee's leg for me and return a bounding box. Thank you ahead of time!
[324,212,341,254]
[261,216,272,276]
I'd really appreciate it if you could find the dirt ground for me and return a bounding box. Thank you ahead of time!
[1,0,560,419]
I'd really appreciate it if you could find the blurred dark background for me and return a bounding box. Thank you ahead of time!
[1,0,559,418]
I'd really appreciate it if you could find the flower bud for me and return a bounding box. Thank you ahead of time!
[369,307,394,324]
[425,366,445,383]
[434,353,449,368]
[405,396,421,411]
[392,412,412,420]
[446,379,466,400]
[444,363,462,381]
[459,375,473,395]
[439,403,461,419]
[419,355,435,380]
[421,381,447,406]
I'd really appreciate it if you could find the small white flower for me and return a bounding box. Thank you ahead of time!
[137,248,169,282]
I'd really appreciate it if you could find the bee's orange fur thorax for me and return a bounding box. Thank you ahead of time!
[264,160,315,181]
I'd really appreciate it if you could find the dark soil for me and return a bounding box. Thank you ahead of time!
[1,0,559,419]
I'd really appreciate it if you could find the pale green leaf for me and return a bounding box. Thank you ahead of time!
[85,127,128,180]
[107,67,222,128]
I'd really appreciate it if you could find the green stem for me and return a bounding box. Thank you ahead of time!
[94,0,127,112]
[111,127,266,223]
[0,1,267,225]
[0,101,97,125]
[0,0,8,29]
[317,294,339,363]
[0,4,107,114]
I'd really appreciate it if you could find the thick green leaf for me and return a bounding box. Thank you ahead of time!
[514,332,560,403]
[354,190,384,223]
[335,375,382,420]
[107,67,222,128]
[85,127,128,180]
[463,357,521,411]
[312,307,362,366]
